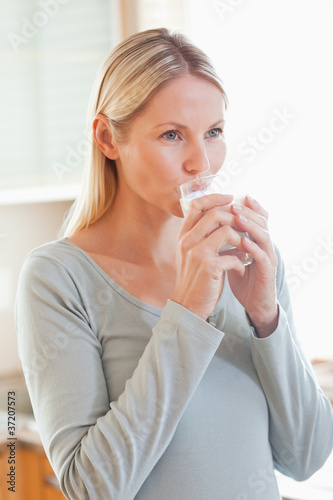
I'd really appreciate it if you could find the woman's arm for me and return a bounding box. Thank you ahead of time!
[250,246,333,480]
[15,251,223,500]
[223,195,333,479]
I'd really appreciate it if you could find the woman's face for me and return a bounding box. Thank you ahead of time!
[114,75,227,218]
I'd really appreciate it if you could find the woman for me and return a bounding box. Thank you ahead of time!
[16,28,333,499]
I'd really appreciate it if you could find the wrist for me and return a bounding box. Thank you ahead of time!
[247,305,279,338]
[170,296,209,321]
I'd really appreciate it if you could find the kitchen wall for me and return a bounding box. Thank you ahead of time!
[0,199,73,377]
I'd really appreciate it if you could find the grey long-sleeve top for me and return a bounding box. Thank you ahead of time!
[15,238,333,499]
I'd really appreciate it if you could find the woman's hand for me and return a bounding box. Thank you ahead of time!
[172,193,279,337]
[171,194,246,321]
[228,196,279,337]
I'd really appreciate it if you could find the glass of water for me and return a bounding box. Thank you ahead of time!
[179,174,253,266]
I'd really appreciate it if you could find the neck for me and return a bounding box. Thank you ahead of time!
[93,191,183,266]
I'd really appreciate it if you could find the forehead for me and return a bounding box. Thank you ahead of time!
[135,76,226,127]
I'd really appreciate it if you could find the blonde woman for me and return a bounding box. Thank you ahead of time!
[16,28,333,499]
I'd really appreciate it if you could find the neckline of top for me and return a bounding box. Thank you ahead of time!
[60,237,230,319]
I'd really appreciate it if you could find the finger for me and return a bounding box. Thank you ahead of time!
[244,195,269,220]
[231,202,268,231]
[234,211,277,263]
[180,208,238,252]
[202,224,246,257]
[214,254,246,277]
[239,197,277,264]
[181,193,234,234]
[242,232,278,268]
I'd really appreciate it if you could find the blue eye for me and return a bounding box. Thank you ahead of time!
[162,130,179,140]
[206,128,223,138]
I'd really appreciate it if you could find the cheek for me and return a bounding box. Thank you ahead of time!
[146,147,181,181]
[126,146,174,194]
[208,140,227,167]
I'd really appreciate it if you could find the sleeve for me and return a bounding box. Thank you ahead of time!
[15,252,224,500]
[249,245,333,481]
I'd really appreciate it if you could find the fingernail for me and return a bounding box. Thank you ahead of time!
[239,214,247,223]
[246,195,255,203]
[233,204,242,212]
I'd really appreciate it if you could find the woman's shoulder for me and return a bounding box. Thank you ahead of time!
[18,238,94,290]
[22,238,83,269]
[16,239,114,323]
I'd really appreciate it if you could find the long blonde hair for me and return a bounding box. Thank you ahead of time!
[61,28,227,237]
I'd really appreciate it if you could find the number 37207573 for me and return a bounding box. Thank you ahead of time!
[8,391,16,435]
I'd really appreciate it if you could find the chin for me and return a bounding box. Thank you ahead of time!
[175,199,186,217]
[165,203,184,218]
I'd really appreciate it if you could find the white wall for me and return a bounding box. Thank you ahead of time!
[0,199,73,377]
[184,0,333,359]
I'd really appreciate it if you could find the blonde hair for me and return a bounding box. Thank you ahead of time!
[61,28,228,237]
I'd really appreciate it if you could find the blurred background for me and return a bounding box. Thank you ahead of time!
[0,1,333,497]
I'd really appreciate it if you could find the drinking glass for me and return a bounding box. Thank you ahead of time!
[179,174,253,266]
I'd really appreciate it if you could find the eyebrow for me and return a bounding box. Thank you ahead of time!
[153,119,225,130]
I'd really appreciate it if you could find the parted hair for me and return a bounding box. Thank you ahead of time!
[61,28,227,237]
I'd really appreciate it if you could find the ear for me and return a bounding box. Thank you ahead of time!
[92,113,120,160]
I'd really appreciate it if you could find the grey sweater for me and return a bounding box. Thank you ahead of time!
[15,238,333,499]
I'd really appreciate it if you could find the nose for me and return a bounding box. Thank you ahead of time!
[183,140,210,175]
